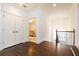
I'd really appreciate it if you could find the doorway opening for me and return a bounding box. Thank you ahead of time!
[29,17,36,43]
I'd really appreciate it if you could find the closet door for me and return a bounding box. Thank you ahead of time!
[0,7,3,50]
[4,12,16,48]
[15,16,24,44]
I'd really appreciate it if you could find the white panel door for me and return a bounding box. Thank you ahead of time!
[0,10,2,50]
[0,9,3,50]
[4,12,16,48]
[15,16,24,44]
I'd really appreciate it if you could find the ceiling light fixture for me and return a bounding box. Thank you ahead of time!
[23,5,27,7]
[53,4,56,7]
[18,3,27,8]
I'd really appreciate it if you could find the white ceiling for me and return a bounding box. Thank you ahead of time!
[16,3,76,10]
[19,3,74,8]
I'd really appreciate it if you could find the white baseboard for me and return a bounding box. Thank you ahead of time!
[70,47,76,56]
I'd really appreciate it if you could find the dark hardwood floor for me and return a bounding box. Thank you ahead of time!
[0,41,74,56]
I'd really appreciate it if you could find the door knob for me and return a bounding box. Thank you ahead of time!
[12,31,18,33]
[12,31,15,33]
[15,31,18,33]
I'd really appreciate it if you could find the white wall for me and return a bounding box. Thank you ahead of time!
[27,4,76,43]
[39,4,75,42]
[76,5,79,49]
[73,4,79,49]
[69,4,79,49]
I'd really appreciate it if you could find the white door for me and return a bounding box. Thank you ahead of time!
[2,12,24,49]
[15,16,24,44]
[3,12,16,48]
[0,9,3,50]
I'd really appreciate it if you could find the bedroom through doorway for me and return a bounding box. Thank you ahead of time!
[29,17,36,43]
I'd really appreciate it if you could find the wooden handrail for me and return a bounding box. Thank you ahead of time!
[57,31,74,32]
